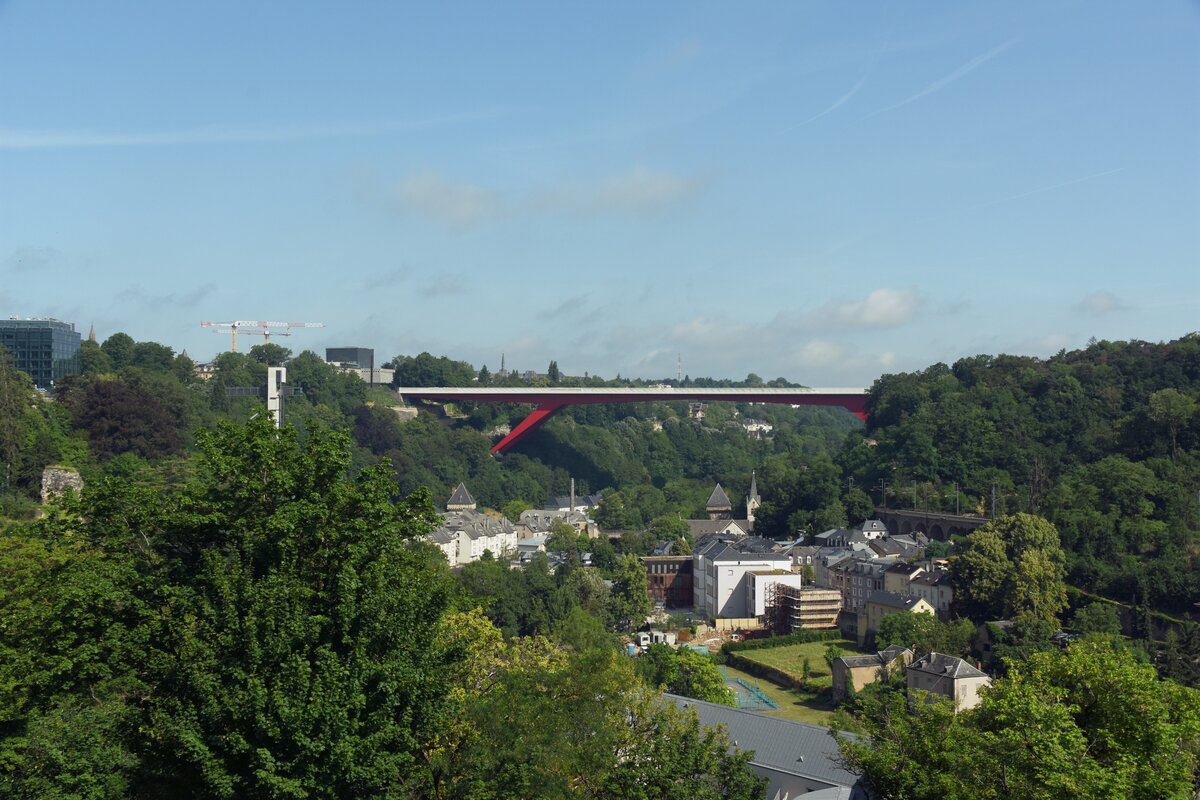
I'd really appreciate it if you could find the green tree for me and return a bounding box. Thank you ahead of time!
[1009,547,1068,630]
[672,648,735,706]
[248,342,292,366]
[547,360,561,383]
[840,640,1200,800]
[1070,602,1122,636]
[100,332,135,370]
[951,529,1011,620]
[607,554,651,631]
[78,339,113,375]
[1149,388,1196,457]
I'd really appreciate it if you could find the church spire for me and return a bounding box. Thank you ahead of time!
[87,323,96,342]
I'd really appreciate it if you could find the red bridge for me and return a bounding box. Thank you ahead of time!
[394,387,870,454]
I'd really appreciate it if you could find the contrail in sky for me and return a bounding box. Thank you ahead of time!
[792,42,888,128]
[0,111,501,149]
[864,37,1019,119]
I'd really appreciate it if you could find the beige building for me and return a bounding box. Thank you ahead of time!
[908,570,954,619]
[831,645,913,701]
[883,562,924,594]
[858,591,935,646]
[906,652,991,711]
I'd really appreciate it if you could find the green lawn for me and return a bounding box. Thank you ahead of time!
[720,639,872,728]
[720,662,840,727]
[737,638,866,687]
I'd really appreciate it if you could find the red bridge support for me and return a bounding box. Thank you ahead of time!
[493,402,566,453]
[394,387,869,454]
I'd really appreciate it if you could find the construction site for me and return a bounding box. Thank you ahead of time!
[764,583,843,635]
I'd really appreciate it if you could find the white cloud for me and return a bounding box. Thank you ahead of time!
[421,273,468,298]
[394,172,501,230]
[782,288,921,332]
[1074,290,1125,315]
[4,246,66,273]
[115,283,217,309]
[542,167,707,215]
[0,113,500,150]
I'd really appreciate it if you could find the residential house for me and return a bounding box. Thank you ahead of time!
[906,652,991,711]
[828,556,901,616]
[883,562,924,595]
[859,591,935,647]
[831,645,914,701]
[516,508,598,539]
[909,570,954,619]
[425,483,518,566]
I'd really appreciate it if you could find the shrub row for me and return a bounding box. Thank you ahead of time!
[721,628,842,655]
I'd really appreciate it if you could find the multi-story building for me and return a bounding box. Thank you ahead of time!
[693,537,792,620]
[908,570,954,618]
[0,317,81,388]
[641,555,694,607]
[858,590,935,646]
[827,555,899,614]
[772,584,842,632]
[424,483,517,565]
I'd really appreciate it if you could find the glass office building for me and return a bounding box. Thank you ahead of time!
[0,318,82,388]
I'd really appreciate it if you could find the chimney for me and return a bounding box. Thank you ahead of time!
[570,478,576,513]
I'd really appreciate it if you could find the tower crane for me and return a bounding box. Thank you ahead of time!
[200,320,325,352]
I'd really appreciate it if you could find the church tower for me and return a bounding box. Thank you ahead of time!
[705,483,732,520]
[447,482,477,512]
[746,471,761,531]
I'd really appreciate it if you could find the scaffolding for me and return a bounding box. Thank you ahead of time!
[770,584,841,634]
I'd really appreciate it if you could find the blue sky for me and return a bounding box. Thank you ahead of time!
[2,1,1197,386]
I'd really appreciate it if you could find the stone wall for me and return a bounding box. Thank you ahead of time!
[41,467,83,504]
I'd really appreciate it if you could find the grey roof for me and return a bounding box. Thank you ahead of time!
[709,543,791,564]
[447,482,475,508]
[663,694,861,789]
[912,571,951,587]
[731,535,779,554]
[687,519,748,539]
[545,493,602,510]
[878,644,913,662]
[705,483,732,510]
[908,652,988,680]
[836,646,912,671]
[436,509,514,540]
[859,519,888,533]
[884,562,923,576]
[869,539,906,556]
[866,590,929,610]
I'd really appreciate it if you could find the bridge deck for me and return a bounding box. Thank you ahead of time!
[395,386,869,453]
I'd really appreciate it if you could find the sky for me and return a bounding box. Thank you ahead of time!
[2,1,1197,387]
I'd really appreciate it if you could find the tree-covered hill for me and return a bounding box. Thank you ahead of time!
[841,334,1200,612]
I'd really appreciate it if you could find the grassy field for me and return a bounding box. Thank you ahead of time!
[721,638,870,727]
[720,662,840,727]
[737,638,865,685]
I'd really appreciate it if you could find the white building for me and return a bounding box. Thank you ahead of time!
[694,538,793,619]
[424,483,517,565]
[746,570,807,618]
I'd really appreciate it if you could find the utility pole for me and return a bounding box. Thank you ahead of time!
[991,484,997,519]
[954,482,960,515]
[913,481,918,511]
[878,479,887,509]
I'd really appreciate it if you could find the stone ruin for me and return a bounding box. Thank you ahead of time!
[41,467,84,505]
